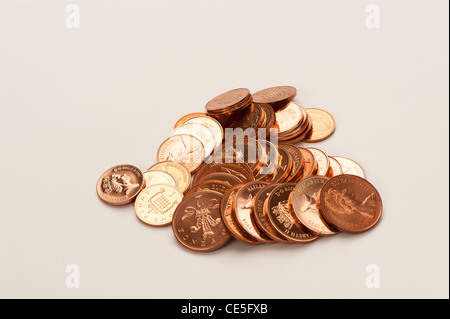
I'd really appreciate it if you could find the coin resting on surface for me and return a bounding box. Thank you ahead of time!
[252,86,297,108]
[134,184,183,227]
[332,156,366,179]
[172,190,232,252]
[143,170,177,188]
[96,164,144,206]
[302,108,336,143]
[147,161,191,194]
[171,122,215,158]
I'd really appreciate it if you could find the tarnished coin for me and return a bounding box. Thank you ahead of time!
[318,175,382,233]
[143,170,177,188]
[156,134,205,173]
[134,184,183,227]
[185,180,232,197]
[291,176,338,236]
[329,156,343,177]
[332,156,366,179]
[302,108,336,143]
[182,116,224,149]
[96,164,144,206]
[171,122,215,157]
[306,147,330,176]
[234,181,273,243]
[221,185,260,245]
[297,147,318,180]
[266,183,319,243]
[174,112,208,128]
[172,191,232,252]
[147,161,191,194]
[252,86,297,108]
[253,184,290,243]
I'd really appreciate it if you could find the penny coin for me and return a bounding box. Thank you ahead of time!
[182,116,224,150]
[266,183,319,243]
[171,122,215,158]
[156,134,205,173]
[258,103,276,136]
[143,170,177,188]
[234,181,273,243]
[318,175,382,233]
[193,160,253,186]
[218,136,263,174]
[199,173,242,187]
[194,163,254,185]
[279,144,303,182]
[172,191,232,252]
[205,88,252,114]
[134,184,183,227]
[297,147,318,180]
[221,185,260,245]
[302,108,336,143]
[252,86,297,109]
[306,147,330,176]
[147,161,191,194]
[270,147,292,183]
[223,103,264,132]
[329,156,343,177]
[255,140,279,180]
[253,184,290,243]
[96,164,144,206]
[274,101,304,135]
[332,156,366,179]
[185,180,232,197]
[174,112,208,128]
[291,176,338,236]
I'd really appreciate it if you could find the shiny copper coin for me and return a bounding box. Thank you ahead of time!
[252,86,297,109]
[217,136,263,174]
[185,180,232,197]
[172,191,232,252]
[280,114,313,144]
[328,156,343,177]
[194,163,254,185]
[266,183,319,243]
[306,147,330,176]
[269,147,292,183]
[193,160,253,186]
[274,101,304,135]
[234,181,273,243]
[174,112,208,128]
[253,184,290,243]
[258,103,276,136]
[147,161,191,194]
[302,108,336,143]
[297,147,318,180]
[156,134,205,173]
[332,156,366,179]
[134,184,183,227]
[199,172,242,187]
[279,144,304,182]
[221,185,260,245]
[255,140,279,181]
[223,103,264,133]
[96,164,144,206]
[291,176,338,236]
[182,116,224,150]
[171,122,215,158]
[143,170,177,188]
[318,175,382,233]
[205,88,252,114]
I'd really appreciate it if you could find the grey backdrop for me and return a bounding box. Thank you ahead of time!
[0,0,448,299]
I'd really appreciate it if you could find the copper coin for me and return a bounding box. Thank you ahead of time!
[269,147,292,183]
[223,103,264,132]
[143,170,177,188]
[266,183,319,243]
[174,112,208,128]
[274,101,304,135]
[171,122,215,158]
[96,164,144,206]
[221,185,260,245]
[306,147,330,176]
[291,176,338,236]
[258,103,276,136]
[279,144,303,182]
[194,163,254,185]
[252,86,297,108]
[253,184,290,243]
[234,181,273,243]
[147,161,191,194]
[182,116,224,150]
[156,134,205,173]
[318,175,382,233]
[297,147,318,180]
[218,136,263,174]
[329,156,343,176]
[199,173,242,187]
[134,184,183,227]
[255,140,279,180]
[302,108,336,143]
[172,191,232,252]
[332,156,366,179]
[193,160,253,186]
[205,88,251,114]
[185,180,232,197]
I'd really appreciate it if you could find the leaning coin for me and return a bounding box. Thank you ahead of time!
[172,191,232,252]
[182,116,224,150]
[147,161,191,194]
[171,122,215,158]
[328,156,343,177]
[318,175,382,233]
[306,147,330,177]
[302,108,336,143]
[134,184,183,227]
[332,156,366,179]
[96,164,144,206]
[143,170,177,188]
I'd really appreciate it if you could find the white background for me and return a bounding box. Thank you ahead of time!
[0,0,448,298]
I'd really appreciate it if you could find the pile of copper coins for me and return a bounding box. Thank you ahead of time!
[96,86,383,252]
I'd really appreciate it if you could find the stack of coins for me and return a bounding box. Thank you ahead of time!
[96,86,382,252]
